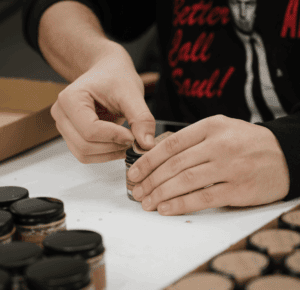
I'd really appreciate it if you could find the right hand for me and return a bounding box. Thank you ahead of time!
[51,42,156,163]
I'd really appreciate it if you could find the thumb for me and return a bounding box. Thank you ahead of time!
[120,96,156,151]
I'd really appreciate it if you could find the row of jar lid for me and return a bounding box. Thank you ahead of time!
[0,229,105,290]
[0,195,66,247]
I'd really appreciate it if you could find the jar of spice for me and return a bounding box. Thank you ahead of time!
[0,242,43,290]
[0,269,11,290]
[10,197,66,247]
[0,210,15,245]
[43,230,106,290]
[125,148,142,201]
[25,257,94,290]
[0,186,29,211]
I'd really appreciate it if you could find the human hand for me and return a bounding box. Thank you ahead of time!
[51,43,156,163]
[128,115,290,215]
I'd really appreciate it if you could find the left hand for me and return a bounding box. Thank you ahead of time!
[127,115,290,215]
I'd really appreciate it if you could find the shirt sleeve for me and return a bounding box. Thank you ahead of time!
[22,0,156,54]
[257,103,300,201]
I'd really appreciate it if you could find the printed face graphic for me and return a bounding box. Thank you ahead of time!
[228,0,257,34]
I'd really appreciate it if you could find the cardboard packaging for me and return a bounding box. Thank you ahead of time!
[0,78,67,162]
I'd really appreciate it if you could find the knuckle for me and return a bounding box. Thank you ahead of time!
[197,190,214,206]
[57,91,69,106]
[169,155,183,174]
[50,103,58,120]
[207,114,227,127]
[76,142,91,156]
[153,186,164,200]
[181,169,195,185]
[82,129,97,142]
[142,154,153,172]
[164,135,180,155]
[144,174,155,193]
[176,196,187,213]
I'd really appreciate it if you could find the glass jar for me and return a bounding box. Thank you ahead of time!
[0,186,29,211]
[0,241,43,290]
[10,197,66,247]
[0,210,15,245]
[43,230,106,290]
[25,257,94,290]
[125,148,142,201]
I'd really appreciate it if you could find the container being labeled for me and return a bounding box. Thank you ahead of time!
[25,257,95,290]
[0,210,15,245]
[43,230,106,290]
[0,241,43,290]
[0,186,29,211]
[10,197,66,247]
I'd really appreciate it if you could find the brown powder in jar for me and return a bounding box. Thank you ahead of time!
[0,210,15,245]
[10,197,66,248]
[43,230,105,290]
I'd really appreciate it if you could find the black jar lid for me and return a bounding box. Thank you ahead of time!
[26,257,90,290]
[0,269,11,290]
[10,197,65,225]
[43,230,105,260]
[0,186,29,210]
[0,210,14,237]
[0,242,43,273]
[125,147,142,164]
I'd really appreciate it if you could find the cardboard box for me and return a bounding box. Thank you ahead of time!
[164,203,300,289]
[0,78,67,162]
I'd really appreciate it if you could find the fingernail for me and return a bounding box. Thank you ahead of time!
[145,134,154,146]
[133,185,143,199]
[160,203,170,213]
[128,167,139,180]
[143,196,152,209]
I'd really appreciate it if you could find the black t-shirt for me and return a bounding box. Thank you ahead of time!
[23,0,300,201]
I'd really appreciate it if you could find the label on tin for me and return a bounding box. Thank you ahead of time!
[15,217,66,248]
[0,227,15,245]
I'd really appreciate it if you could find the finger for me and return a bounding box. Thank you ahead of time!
[132,141,211,201]
[55,105,131,155]
[57,123,127,163]
[128,119,209,183]
[156,182,231,216]
[57,89,135,144]
[140,162,225,211]
[117,86,156,150]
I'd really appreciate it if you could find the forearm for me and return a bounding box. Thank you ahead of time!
[38,1,120,82]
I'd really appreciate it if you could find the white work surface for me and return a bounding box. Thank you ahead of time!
[0,137,299,290]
